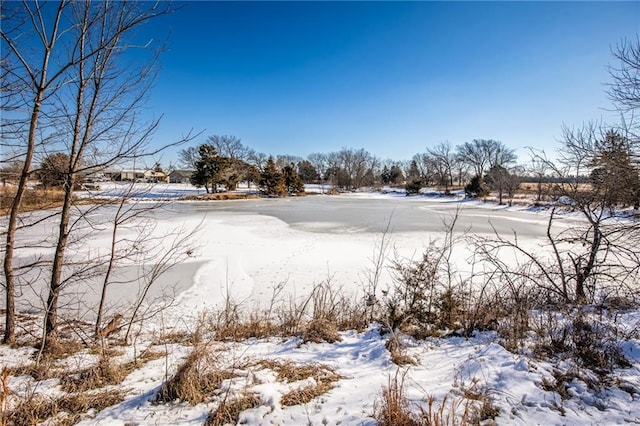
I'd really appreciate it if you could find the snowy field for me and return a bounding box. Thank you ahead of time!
[2,184,639,425]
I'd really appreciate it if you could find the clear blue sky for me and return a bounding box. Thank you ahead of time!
[143,1,639,164]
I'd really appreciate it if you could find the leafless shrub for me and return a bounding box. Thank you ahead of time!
[380,209,474,339]
[532,309,630,381]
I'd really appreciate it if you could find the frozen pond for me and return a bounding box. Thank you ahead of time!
[167,193,557,237]
[6,193,561,323]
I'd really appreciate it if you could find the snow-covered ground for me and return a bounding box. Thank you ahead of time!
[3,186,639,425]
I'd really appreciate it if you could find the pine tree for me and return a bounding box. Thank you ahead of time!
[465,175,488,198]
[589,131,640,208]
[260,156,287,196]
[283,163,304,194]
[190,144,229,193]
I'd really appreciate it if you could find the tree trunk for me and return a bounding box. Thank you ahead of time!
[3,69,47,345]
[44,174,75,345]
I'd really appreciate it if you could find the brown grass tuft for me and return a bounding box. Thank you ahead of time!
[301,318,342,344]
[386,335,417,366]
[137,347,166,364]
[10,359,60,381]
[214,318,280,342]
[204,393,262,426]
[60,356,135,393]
[155,348,235,405]
[0,187,67,215]
[8,389,124,426]
[374,370,421,426]
[180,193,260,201]
[39,337,84,360]
[256,359,341,406]
[280,381,336,406]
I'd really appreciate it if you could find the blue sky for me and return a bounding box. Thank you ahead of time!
[143,1,639,164]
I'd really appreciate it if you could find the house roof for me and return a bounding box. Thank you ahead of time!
[169,169,194,177]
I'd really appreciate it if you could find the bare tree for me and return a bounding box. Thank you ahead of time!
[9,1,196,351]
[206,135,248,161]
[527,151,550,203]
[608,36,640,113]
[456,139,516,179]
[247,149,268,170]
[483,124,640,305]
[178,146,199,169]
[427,142,457,191]
[1,1,72,344]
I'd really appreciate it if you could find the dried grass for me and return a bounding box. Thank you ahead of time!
[60,356,135,393]
[204,393,262,426]
[256,359,341,406]
[301,318,342,344]
[386,334,417,366]
[155,348,235,405]
[214,318,279,342]
[375,370,494,426]
[280,381,336,406]
[0,187,67,215]
[7,389,124,426]
[180,193,260,201]
[374,370,421,426]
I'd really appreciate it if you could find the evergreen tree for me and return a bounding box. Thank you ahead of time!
[389,165,405,185]
[465,174,488,198]
[190,144,229,193]
[380,165,391,184]
[297,160,319,183]
[407,159,421,181]
[282,163,304,194]
[260,156,287,196]
[589,131,640,208]
[405,178,423,195]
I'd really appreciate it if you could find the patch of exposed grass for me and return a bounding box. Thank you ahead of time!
[8,389,124,426]
[374,371,421,426]
[301,318,342,344]
[280,381,337,406]
[386,335,417,366]
[38,337,84,361]
[205,393,262,426]
[256,359,341,406]
[214,319,280,342]
[155,348,236,405]
[60,356,136,393]
[180,193,260,201]
[0,187,66,214]
[152,330,195,345]
[137,347,166,364]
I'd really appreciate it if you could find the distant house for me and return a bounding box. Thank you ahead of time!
[103,169,122,181]
[119,169,169,183]
[169,169,194,184]
[120,169,146,181]
[144,169,169,183]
